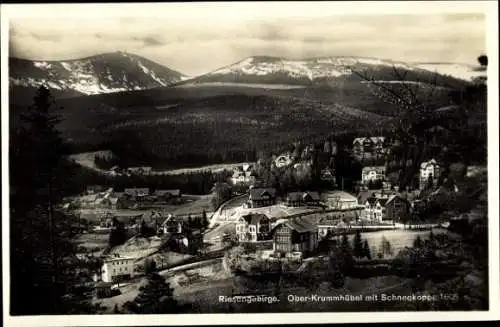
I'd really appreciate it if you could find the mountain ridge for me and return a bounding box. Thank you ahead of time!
[9,51,187,102]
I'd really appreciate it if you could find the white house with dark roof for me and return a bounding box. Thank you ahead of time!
[124,188,150,198]
[353,136,386,158]
[247,188,277,208]
[101,254,136,283]
[284,191,321,207]
[272,217,318,256]
[235,213,272,242]
[362,166,386,183]
[161,214,182,235]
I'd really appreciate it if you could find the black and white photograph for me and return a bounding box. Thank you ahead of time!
[2,1,499,325]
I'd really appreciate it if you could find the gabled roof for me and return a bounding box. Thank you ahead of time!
[124,188,150,196]
[378,198,388,206]
[358,190,378,204]
[353,137,366,145]
[370,136,385,144]
[386,193,409,206]
[420,159,439,169]
[286,192,303,202]
[362,166,386,173]
[242,163,253,172]
[366,196,389,207]
[303,191,320,201]
[366,197,378,206]
[286,191,320,202]
[323,191,357,202]
[162,214,179,226]
[240,213,269,226]
[286,217,317,233]
[109,197,119,205]
[274,217,317,233]
[249,188,277,201]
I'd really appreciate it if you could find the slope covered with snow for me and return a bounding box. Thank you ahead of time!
[413,63,486,82]
[185,56,465,87]
[9,51,186,97]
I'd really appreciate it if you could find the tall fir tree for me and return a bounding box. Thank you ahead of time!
[362,239,371,260]
[10,86,91,314]
[352,230,363,258]
[125,273,179,313]
[202,210,209,230]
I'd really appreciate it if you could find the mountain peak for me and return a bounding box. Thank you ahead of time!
[9,52,186,99]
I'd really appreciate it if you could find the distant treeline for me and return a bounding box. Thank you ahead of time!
[65,161,232,195]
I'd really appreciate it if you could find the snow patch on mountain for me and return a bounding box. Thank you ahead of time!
[205,56,422,82]
[137,61,167,86]
[34,61,53,69]
[414,63,484,82]
[10,53,185,96]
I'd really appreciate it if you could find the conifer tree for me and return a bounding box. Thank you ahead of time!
[352,230,363,258]
[10,86,91,314]
[362,239,371,259]
[125,273,178,313]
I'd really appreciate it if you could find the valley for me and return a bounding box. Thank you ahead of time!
[9,50,489,315]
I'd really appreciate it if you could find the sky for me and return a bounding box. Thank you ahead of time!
[7,3,487,76]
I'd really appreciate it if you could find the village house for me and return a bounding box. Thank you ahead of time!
[78,193,101,209]
[359,189,408,222]
[352,136,386,158]
[419,159,441,190]
[284,191,321,207]
[154,189,182,202]
[384,194,411,221]
[361,166,386,184]
[272,217,318,257]
[101,254,136,283]
[247,188,277,208]
[230,164,256,185]
[94,195,124,210]
[322,191,359,210]
[138,211,163,232]
[235,213,272,242]
[363,197,388,222]
[162,214,183,235]
[124,188,150,201]
[274,154,293,168]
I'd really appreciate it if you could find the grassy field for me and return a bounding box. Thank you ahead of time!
[339,228,457,259]
[74,232,109,254]
[76,209,146,222]
[108,236,164,259]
